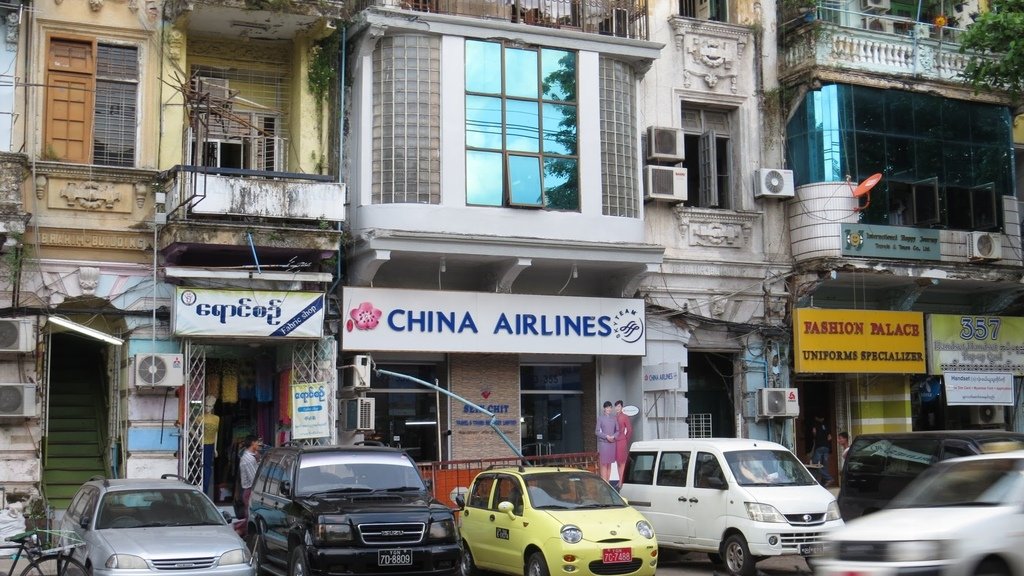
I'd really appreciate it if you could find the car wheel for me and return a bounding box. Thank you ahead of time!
[526,551,549,576]
[289,546,308,576]
[460,542,482,576]
[723,534,756,576]
[248,531,265,576]
[708,553,723,565]
[974,558,1010,576]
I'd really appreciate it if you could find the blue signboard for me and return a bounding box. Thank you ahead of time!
[841,224,941,261]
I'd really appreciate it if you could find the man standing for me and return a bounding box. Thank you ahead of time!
[238,435,261,518]
[613,400,632,488]
[810,415,833,486]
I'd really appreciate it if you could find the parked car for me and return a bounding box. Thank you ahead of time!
[838,430,1024,519]
[59,474,253,576]
[817,450,1024,576]
[246,443,460,576]
[619,438,843,576]
[455,466,657,576]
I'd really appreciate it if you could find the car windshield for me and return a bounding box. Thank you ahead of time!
[95,488,225,529]
[524,471,627,510]
[890,457,1024,509]
[297,452,427,496]
[724,450,817,487]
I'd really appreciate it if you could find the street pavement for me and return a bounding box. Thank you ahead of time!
[657,550,814,576]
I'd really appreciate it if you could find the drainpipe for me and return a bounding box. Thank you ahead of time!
[329,26,348,298]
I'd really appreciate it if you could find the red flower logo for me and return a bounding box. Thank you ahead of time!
[347,302,382,332]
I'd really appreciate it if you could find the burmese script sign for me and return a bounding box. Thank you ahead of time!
[943,372,1014,406]
[794,308,926,373]
[927,315,1024,376]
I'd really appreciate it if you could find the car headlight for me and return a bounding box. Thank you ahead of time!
[744,502,786,523]
[636,520,655,540]
[315,522,355,544]
[105,554,148,569]
[825,501,841,521]
[561,525,583,544]
[219,549,249,566]
[428,518,458,543]
[888,540,949,562]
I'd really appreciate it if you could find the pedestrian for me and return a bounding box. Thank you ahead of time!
[238,435,261,519]
[613,400,632,488]
[837,431,850,473]
[595,401,618,482]
[809,415,833,486]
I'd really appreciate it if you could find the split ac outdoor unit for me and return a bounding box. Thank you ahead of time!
[644,165,687,203]
[0,383,37,418]
[0,319,34,353]
[194,77,231,102]
[757,388,800,418]
[646,126,685,163]
[968,405,1005,426]
[969,232,1003,261]
[862,0,891,10]
[754,169,795,199]
[343,397,376,431]
[342,355,371,392]
[864,17,895,33]
[131,353,185,389]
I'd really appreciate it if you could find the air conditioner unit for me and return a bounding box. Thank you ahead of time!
[342,397,376,431]
[754,168,795,199]
[969,232,1003,261]
[342,355,372,392]
[131,354,185,389]
[646,126,685,163]
[644,165,687,203]
[968,405,1005,426]
[194,77,231,102]
[864,17,895,33]
[863,0,891,10]
[0,383,37,418]
[0,319,34,353]
[757,388,800,418]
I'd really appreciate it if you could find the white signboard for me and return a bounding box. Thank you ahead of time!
[944,372,1014,406]
[342,287,646,356]
[174,287,325,338]
[291,382,329,439]
[643,362,682,391]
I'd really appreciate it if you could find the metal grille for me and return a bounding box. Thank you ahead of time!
[783,513,827,525]
[184,343,207,488]
[599,58,638,218]
[588,559,643,575]
[372,35,441,205]
[94,44,138,167]
[688,413,713,438]
[151,556,218,570]
[289,338,338,446]
[779,532,827,551]
[358,522,425,545]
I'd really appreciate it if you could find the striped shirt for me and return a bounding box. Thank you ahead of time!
[240,450,259,490]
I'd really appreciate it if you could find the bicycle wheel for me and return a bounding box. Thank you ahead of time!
[20,553,89,576]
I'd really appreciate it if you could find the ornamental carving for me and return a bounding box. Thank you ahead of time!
[671,18,750,96]
[677,208,757,249]
[189,37,289,65]
[78,267,100,295]
[60,181,121,210]
[5,11,18,52]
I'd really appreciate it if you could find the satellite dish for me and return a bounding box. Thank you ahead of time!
[852,173,882,211]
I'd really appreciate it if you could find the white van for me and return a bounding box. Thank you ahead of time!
[619,438,843,576]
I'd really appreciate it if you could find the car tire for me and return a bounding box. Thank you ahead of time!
[708,553,723,565]
[527,551,549,576]
[248,531,266,576]
[460,543,482,576]
[722,534,756,576]
[974,558,1010,576]
[289,545,308,576]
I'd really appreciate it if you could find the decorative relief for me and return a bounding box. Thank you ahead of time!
[89,0,103,11]
[60,181,121,210]
[165,28,184,62]
[671,18,750,95]
[134,182,148,208]
[5,11,19,52]
[189,37,290,65]
[35,175,46,200]
[677,208,757,249]
[78,267,100,296]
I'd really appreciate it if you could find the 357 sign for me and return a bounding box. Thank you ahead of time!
[927,315,1024,375]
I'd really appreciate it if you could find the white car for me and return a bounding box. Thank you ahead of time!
[815,450,1024,576]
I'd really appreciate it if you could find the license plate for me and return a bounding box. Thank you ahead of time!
[800,543,824,556]
[378,549,413,566]
[602,547,632,564]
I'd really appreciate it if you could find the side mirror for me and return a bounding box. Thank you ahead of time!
[222,511,233,523]
[79,515,91,529]
[454,494,466,510]
[280,480,291,496]
[497,500,515,519]
[707,476,727,490]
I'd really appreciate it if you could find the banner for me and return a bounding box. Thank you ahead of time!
[943,372,1014,406]
[174,287,325,338]
[291,382,329,439]
[927,315,1024,376]
[793,308,926,373]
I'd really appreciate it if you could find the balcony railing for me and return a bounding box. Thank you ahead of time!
[357,0,648,40]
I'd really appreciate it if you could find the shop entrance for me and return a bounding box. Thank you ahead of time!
[368,363,444,462]
[520,365,583,456]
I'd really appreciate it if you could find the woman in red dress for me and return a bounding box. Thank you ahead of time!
[614,400,632,488]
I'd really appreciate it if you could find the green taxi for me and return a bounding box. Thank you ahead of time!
[455,466,658,576]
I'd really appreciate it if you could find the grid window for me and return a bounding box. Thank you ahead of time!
[372,35,441,204]
[681,107,732,209]
[45,38,138,167]
[465,40,578,211]
[600,58,638,218]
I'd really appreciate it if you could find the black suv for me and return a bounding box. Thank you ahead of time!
[246,444,460,576]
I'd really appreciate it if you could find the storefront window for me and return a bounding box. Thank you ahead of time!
[520,365,583,456]
[369,364,443,462]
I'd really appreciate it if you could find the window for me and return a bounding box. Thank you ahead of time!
[45,38,137,166]
[465,40,578,210]
[520,365,583,455]
[693,451,726,488]
[679,0,727,20]
[600,58,639,217]
[656,451,690,487]
[468,475,495,508]
[623,451,656,485]
[682,107,732,209]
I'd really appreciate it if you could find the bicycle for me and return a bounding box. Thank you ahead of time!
[0,530,88,576]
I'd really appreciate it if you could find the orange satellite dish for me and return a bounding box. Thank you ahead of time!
[852,173,882,211]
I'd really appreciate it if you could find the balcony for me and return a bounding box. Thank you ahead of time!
[780,6,984,95]
[354,0,648,40]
